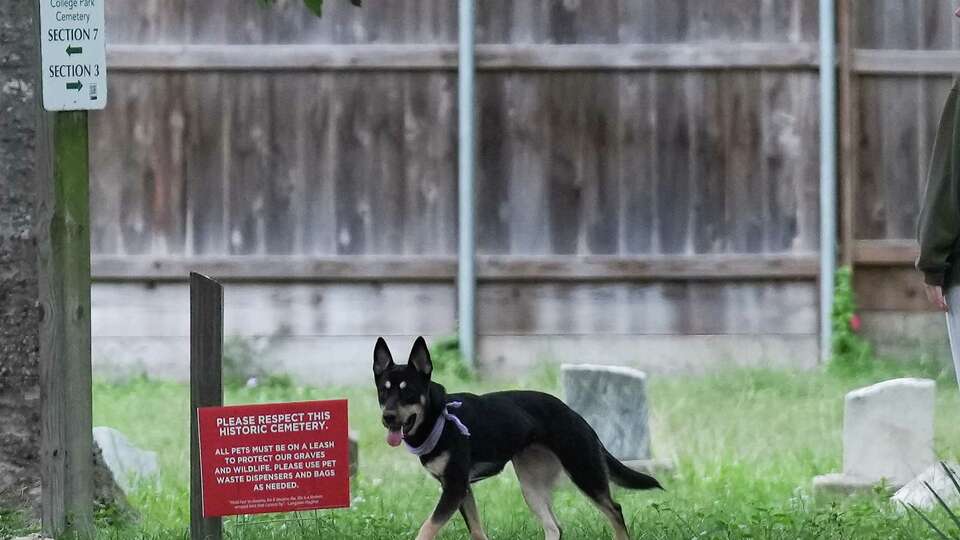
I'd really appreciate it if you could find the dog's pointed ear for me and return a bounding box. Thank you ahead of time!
[408,336,432,379]
[373,337,394,377]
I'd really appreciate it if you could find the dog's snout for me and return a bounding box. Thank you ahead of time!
[382,411,398,425]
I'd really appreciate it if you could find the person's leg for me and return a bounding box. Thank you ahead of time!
[944,287,960,389]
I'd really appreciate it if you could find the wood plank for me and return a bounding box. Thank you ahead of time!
[332,73,369,255]
[838,0,857,265]
[189,273,223,540]
[853,239,918,265]
[88,75,125,255]
[581,73,620,254]
[105,0,185,45]
[478,281,815,335]
[504,74,550,254]
[723,72,764,252]
[654,72,691,254]
[226,74,270,255]
[760,69,802,253]
[854,266,931,311]
[546,74,583,255]
[301,73,338,255]
[879,77,922,239]
[689,72,727,254]
[265,73,304,255]
[92,280,816,340]
[116,75,154,255]
[367,74,406,254]
[476,73,510,254]
[618,72,657,254]
[620,0,684,44]
[90,254,820,282]
[856,76,885,239]
[184,74,227,255]
[106,43,821,71]
[853,49,960,75]
[878,2,921,241]
[478,334,818,376]
[793,73,820,252]
[404,73,457,255]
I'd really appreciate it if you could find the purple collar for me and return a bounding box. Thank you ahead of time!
[404,401,470,456]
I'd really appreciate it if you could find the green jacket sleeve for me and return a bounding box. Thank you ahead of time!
[917,84,960,287]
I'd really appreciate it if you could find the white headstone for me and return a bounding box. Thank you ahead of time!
[561,364,650,461]
[842,378,935,486]
[93,426,159,493]
[891,462,960,512]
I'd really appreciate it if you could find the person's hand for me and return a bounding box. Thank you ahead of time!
[924,284,948,311]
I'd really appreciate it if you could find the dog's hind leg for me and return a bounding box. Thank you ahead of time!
[585,491,630,540]
[459,488,489,540]
[556,448,630,540]
[513,445,563,540]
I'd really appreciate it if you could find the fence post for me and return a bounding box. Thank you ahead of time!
[190,272,223,540]
[838,0,857,267]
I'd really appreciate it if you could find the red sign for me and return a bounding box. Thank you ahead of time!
[197,399,350,517]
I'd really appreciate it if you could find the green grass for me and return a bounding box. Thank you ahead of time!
[5,360,960,539]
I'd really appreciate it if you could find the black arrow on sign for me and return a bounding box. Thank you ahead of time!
[66,45,83,56]
[66,81,82,91]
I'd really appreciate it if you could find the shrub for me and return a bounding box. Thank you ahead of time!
[829,266,874,375]
[429,336,473,382]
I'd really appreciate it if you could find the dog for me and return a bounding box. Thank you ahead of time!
[373,336,662,540]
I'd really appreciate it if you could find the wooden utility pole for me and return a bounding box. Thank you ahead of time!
[36,0,108,534]
[37,108,95,538]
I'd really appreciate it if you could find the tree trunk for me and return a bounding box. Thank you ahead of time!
[0,0,45,518]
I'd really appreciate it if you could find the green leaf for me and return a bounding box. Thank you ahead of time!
[924,479,960,533]
[304,0,324,17]
[943,461,960,498]
[906,502,955,540]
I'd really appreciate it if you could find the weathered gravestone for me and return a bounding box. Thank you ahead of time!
[349,430,359,477]
[891,461,960,511]
[93,427,160,493]
[562,364,650,461]
[813,378,935,493]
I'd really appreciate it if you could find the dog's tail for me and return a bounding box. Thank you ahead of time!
[604,449,663,490]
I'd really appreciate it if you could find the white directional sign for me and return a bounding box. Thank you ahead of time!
[39,0,108,111]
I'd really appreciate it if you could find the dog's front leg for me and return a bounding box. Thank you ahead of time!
[415,478,468,540]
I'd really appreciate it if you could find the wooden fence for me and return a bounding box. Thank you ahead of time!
[87,1,956,379]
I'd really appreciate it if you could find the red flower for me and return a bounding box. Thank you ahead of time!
[849,313,862,332]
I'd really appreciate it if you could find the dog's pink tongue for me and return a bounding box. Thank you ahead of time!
[386,430,403,447]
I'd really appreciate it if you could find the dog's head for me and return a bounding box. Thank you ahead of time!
[373,336,433,447]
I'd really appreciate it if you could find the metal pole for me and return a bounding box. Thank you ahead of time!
[819,0,837,364]
[458,0,477,368]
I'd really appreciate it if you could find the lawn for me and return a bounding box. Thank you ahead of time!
[5,359,960,539]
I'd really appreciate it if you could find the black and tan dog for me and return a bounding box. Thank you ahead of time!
[373,336,661,540]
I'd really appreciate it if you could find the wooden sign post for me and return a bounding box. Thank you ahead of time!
[190,273,224,540]
[36,0,107,536]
